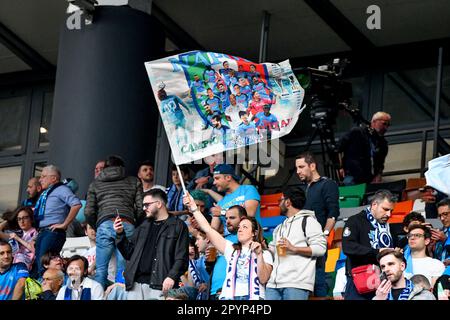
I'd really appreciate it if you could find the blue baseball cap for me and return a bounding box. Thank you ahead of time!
[213,164,240,181]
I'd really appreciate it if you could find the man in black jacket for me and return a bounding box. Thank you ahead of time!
[85,155,144,289]
[338,111,391,185]
[114,188,189,300]
[342,189,396,300]
[296,151,340,298]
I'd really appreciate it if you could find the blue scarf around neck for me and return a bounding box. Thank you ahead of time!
[388,278,413,300]
[34,182,63,225]
[366,208,393,249]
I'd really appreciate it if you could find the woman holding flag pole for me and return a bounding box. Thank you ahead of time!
[182,189,273,300]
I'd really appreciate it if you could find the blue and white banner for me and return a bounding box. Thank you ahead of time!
[145,51,305,165]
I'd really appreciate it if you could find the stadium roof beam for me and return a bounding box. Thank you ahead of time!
[0,21,54,71]
[304,0,374,51]
[152,3,205,51]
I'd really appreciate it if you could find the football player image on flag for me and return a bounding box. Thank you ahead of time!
[145,51,305,165]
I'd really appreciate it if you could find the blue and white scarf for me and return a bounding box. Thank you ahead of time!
[166,184,185,212]
[34,182,63,225]
[403,245,414,275]
[388,278,413,300]
[366,208,393,249]
[64,286,91,300]
[220,248,260,300]
[188,258,208,300]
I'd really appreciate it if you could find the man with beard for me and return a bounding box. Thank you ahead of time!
[137,160,165,192]
[373,249,417,300]
[265,187,326,300]
[114,189,189,300]
[342,190,396,300]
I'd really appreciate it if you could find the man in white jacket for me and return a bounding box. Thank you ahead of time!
[265,187,327,300]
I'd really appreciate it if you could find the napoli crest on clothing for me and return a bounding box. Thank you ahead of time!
[145,51,305,165]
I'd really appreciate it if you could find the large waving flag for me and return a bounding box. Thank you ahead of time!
[145,51,305,165]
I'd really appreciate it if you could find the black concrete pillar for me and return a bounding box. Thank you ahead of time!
[50,6,165,196]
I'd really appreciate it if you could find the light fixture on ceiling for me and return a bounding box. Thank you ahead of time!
[40,127,48,134]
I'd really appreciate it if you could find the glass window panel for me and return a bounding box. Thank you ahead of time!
[0,96,27,152]
[39,92,53,148]
[0,166,22,212]
[33,162,47,177]
[383,66,450,126]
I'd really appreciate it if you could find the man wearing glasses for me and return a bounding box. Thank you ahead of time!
[338,111,392,185]
[114,189,189,300]
[404,224,445,287]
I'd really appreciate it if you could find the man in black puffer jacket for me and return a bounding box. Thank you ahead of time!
[85,155,144,289]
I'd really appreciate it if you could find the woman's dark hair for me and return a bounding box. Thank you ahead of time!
[41,251,63,270]
[232,216,266,251]
[14,206,35,228]
[189,236,199,260]
[402,211,425,229]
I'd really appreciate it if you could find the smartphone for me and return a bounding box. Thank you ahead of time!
[379,271,388,282]
[116,209,120,218]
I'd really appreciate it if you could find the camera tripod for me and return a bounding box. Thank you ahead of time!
[303,119,341,181]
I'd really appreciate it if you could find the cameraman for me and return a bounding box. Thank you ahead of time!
[338,111,391,185]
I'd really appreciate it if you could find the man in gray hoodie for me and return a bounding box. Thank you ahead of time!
[265,187,327,300]
[85,155,144,289]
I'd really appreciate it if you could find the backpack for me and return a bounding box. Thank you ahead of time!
[25,277,42,300]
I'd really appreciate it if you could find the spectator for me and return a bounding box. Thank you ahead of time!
[0,210,21,255]
[0,240,28,300]
[188,153,224,191]
[187,232,210,300]
[34,165,82,276]
[338,111,391,185]
[404,224,445,286]
[8,206,38,270]
[22,177,42,207]
[208,205,247,299]
[373,249,415,300]
[114,189,189,300]
[265,187,327,300]
[84,155,144,289]
[342,190,396,300]
[82,223,97,277]
[186,190,211,238]
[434,198,450,274]
[38,268,65,300]
[184,193,273,300]
[40,252,65,275]
[295,152,339,297]
[167,165,190,220]
[137,160,165,192]
[408,274,436,300]
[94,160,106,179]
[56,255,104,300]
[204,164,260,235]
[397,211,425,250]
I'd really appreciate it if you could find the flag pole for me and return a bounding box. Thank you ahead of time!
[176,164,188,194]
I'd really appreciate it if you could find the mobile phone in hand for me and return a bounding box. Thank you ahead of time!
[380,271,388,282]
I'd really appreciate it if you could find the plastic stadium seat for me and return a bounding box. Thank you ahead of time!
[339,197,361,208]
[325,247,341,273]
[387,200,413,224]
[405,178,427,190]
[339,183,366,202]
[412,199,426,217]
[363,179,406,205]
[260,206,281,218]
[339,205,367,220]
[332,227,344,248]
[260,193,282,208]
[261,215,286,239]
[327,228,335,249]
[60,236,91,258]
[75,200,86,223]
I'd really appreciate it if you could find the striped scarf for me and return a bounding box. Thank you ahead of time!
[188,259,208,300]
[366,208,393,249]
[388,278,413,300]
[64,286,91,300]
[33,182,63,225]
[220,248,260,300]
